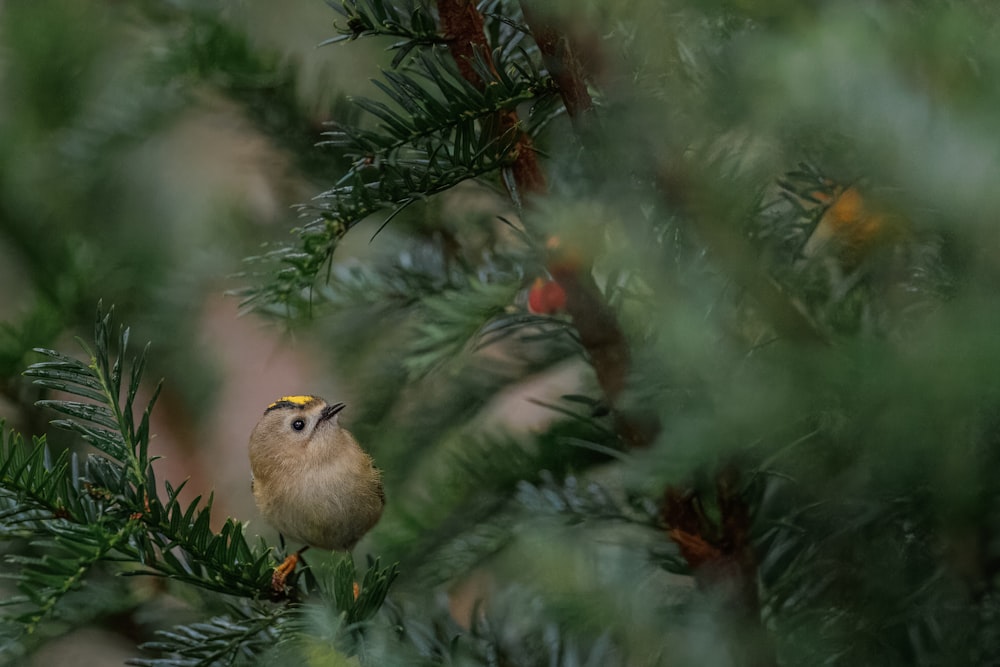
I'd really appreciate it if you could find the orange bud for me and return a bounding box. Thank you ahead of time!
[804,185,900,266]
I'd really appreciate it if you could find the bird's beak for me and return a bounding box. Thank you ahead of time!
[318,402,346,424]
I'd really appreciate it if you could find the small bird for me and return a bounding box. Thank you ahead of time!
[249,395,384,591]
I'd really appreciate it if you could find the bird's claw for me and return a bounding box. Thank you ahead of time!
[271,552,300,594]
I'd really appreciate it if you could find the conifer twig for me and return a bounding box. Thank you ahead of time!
[520,4,656,447]
[661,467,777,667]
[438,0,547,197]
[545,256,657,448]
[437,0,654,449]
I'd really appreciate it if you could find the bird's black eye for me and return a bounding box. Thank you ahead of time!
[292,419,306,431]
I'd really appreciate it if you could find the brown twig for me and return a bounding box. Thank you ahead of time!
[515,6,656,446]
[438,0,546,197]
[437,0,651,449]
[662,468,776,667]
[518,4,593,123]
[436,0,488,84]
[546,251,658,448]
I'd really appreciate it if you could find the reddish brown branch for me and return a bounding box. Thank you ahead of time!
[662,469,776,667]
[437,1,651,447]
[516,7,654,447]
[518,4,593,122]
[547,253,657,448]
[437,0,490,86]
[438,0,546,197]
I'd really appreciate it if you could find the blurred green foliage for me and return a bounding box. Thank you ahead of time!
[2,0,1000,665]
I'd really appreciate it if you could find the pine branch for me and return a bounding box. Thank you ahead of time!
[2,306,277,638]
[326,556,400,627]
[6,521,134,633]
[3,305,403,662]
[0,428,132,633]
[325,0,447,67]
[27,313,273,594]
[321,50,554,188]
[129,603,285,667]
[438,0,547,198]
[239,134,514,314]
[238,3,558,313]
[404,277,520,377]
[129,558,399,666]
[515,471,654,526]
[238,47,552,312]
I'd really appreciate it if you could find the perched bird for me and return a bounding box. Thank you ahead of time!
[249,395,384,591]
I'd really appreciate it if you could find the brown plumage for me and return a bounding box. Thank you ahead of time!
[248,395,384,552]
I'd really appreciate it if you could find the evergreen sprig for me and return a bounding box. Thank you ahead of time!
[324,50,551,166]
[0,426,142,636]
[240,4,556,313]
[1,306,402,663]
[324,0,447,66]
[130,603,286,667]
[404,277,521,377]
[0,307,276,638]
[515,471,645,526]
[130,558,401,666]
[328,556,400,626]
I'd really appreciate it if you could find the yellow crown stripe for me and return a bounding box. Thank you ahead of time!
[268,395,318,409]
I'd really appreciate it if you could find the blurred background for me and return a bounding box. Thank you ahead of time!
[3,0,1000,665]
[0,1,389,662]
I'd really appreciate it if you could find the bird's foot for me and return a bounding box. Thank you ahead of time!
[271,546,309,595]
[271,552,299,593]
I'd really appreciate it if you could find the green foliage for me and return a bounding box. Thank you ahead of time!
[239,2,556,313]
[156,7,353,183]
[2,308,261,622]
[405,277,521,377]
[5,0,1000,665]
[0,307,398,664]
[130,606,284,667]
[324,0,447,64]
